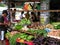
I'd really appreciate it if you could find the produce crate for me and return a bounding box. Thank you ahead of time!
[16,39,34,45]
[16,41,34,45]
[16,42,28,45]
[47,30,60,39]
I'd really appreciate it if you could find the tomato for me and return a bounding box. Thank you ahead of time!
[16,38,20,42]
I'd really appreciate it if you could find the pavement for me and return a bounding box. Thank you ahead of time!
[0,41,5,45]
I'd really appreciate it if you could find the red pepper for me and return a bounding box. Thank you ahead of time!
[24,41,34,45]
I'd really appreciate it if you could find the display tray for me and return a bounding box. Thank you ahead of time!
[47,35,60,39]
[47,29,60,39]
[12,30,36,36]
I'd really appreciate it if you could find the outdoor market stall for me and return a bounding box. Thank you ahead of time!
[5,16,60,45]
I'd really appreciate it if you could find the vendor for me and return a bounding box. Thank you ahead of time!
[36,12,40,25]
[25,11,30,20]
[31,12,40,27]
[31,12,36,23]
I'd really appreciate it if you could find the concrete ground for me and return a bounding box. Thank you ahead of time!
[0,41,5,45]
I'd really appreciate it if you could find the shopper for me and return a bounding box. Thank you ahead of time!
[21,11,24,19]
[7,9,12,27]
[7,9,11,22]
[0,10,9,45]
[9,9,13,23]
[10,2,15,8]
[30,12,36,27]
[31,12,37,23]
[12,9,16,21]
[31,12,40,27]
[36,12,40,26]
[25,11,30,20]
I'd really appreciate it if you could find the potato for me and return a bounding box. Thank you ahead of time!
[46,24,54,29]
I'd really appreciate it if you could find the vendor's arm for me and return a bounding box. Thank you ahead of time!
[4,21,10,26]
[0,22,5,25]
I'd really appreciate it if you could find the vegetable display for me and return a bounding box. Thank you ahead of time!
[19,18,31,25]
[54,24,60,29]
[14,18,31,30]
[14,25,23,30]
[33,36,60,45]
[6,32,34,45]
[5,16,60,45]
[51,22,60,29]
[27,29,47,37]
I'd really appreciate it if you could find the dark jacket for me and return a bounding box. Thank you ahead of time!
[0,15,7,31]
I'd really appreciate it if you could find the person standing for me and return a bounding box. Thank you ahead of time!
[12,9,16,22]
[7,9,11,22]
[0,10,9,45]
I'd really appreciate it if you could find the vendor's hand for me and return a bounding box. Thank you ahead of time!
[4,22,8,25]
[0,23,2,25]
[4,23,7,25]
